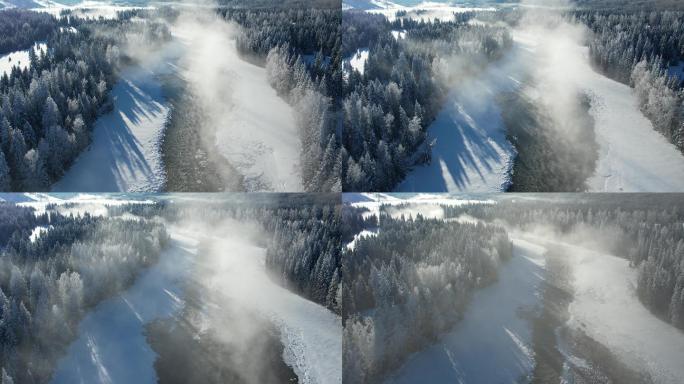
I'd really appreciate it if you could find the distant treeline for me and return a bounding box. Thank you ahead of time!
[444,196,684,332]
[156,197,343,314]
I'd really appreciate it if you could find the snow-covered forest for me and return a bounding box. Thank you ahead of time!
[343,193,684,383]
[0,193,343,384]
[341,10,512,191]
[340,1,684,193]
[0,197,169,383]
[0,10,171,192]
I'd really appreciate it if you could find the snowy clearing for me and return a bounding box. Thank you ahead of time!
[368,2,496,22]
[50,232,198,384]
[561,242,684,384]
[205,232,342,384]
[345,48,369,76]
[347,193,496,220]
[0,42,47,76]
[174,17,302,191]
[29,225,52,242]
[580,52,684,191]
[17,193,155,217]
[346,228,378,250]
[396,41,530,192]
[51,42,182,192]
[386,238,546,383]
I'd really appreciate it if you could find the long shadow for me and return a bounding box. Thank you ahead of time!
[398,43,531,192]
[52,67,167,192]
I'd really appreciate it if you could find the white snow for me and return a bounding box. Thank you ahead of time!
[396,42,531,192]
[368,2,497,22]
[211,41,301,191]
[386,238,546,383]
[349,193,495,220]
[346,48,369,75]
[51,42,181,192]
[202,230,342,384]
[174,17,302,191]
[560,242,684,384]
[50,232,198,384]
[391,30,406,40]
[346,228,378,250]
[29,225,52,242]
[581,54,684,192]
[17,193,155,217]
[0,42,47,77]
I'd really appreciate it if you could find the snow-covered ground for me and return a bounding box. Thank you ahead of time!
[208,40,301,192]
[367,2,496,22]
[51,42,182,192]
[17,193,155,216]
[345,48,369,76]
[33,2,153,19]
[0,42,47,76]
[346,228,378,250]
[204,231,342,384]
[50,232,198,384]
[386,238,546,383]
[396,42,531,192]
[580,54,684,191]
[29,225,52,242]
[397,17,684,192]
[560,241,684,384]
[346,193,496,220]
[173,15,301,192]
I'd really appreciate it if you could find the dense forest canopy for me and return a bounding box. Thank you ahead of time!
[341,10,512,191]
[343,207,513,383]
[0,201,170,383]
[0,10,57,55]
[0,10,172,192]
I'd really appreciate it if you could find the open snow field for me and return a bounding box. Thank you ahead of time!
[0,42,46,76]
[209,41,301,192]
[582,59,684,191]
[367,2,496,22]
[561,242,684,384]
[50,232,198,384]
[205,232,342,384]
[386,238,546,383]
[174,17,302,192]
[51,42,182,192]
